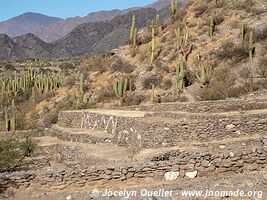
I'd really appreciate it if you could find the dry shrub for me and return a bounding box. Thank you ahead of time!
[258,57,267,78]
[226,18,240,29]
[109,58,135,74]
[153,59,169,73]
[142,75,162,89]
[80,56,109,73]
[193,4,208,18]
[161,79,173,90]
[94,84,116,103]
[198,67,240,100]
[216,41,248,63]
[255,25,267,43]
[200,66,267,101]
[123,93,146,106]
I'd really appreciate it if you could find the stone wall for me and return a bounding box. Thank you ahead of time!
[57,109,267,151]
[114,99,267,113]
[1,136,266,192]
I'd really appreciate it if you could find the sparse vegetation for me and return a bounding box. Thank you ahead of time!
[0,137,37,172]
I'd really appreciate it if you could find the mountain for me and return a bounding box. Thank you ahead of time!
[12,33,54,59]
[35,10,128,43]
[0,7,159,60]
[0,34,23,60]
[52,7,158,57]
[0,12,62,38]
[146,0,170,10]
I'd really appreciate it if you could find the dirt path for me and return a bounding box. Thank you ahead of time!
[37,136,131,162]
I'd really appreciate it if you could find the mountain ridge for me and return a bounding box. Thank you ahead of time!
[0,12,62,38]
[0,0,171,43]
[0,7,161,60]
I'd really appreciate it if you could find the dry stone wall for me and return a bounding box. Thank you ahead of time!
[1,136,266,191]
[114,99,267,113]
[57,108,267,151]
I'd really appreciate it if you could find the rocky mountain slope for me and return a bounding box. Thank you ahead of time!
[53,8,159,57]
[34,0,172,43]
[0,7,160,60]
[34,10,128,43]
[0,12,62,37]
[0,0,171,43]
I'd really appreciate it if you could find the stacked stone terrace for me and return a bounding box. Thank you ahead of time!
[1,99,267,194]
[57,99,267,151]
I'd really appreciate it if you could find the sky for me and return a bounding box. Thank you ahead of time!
[0,0,155,21]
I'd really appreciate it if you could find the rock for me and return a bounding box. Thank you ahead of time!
[66,195,72,200]
[226,124,236,130]
[185,171,198,179]
[229,152,235,158]
[164,171,179,181]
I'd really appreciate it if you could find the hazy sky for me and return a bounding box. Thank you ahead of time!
[0,0,155,21]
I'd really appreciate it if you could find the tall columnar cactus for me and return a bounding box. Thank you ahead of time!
[151,84,155,103]
[196,64,212,85]
[79,73,85,104]
[129,79,133,92]
[176,58,185,92]
[175,27,182,49]
[240,23,245,42]
[113,78,130,105]
[31,86,37,103]
[114,79,123,98]
[155,14,160,35]
[209,15,216,37]
[10,99,16,132]
[1,82,5,105]
[147,21,156,64]
[249,31,255,62]
[183,20,189,46]
[132,28,137,49]
[4,107,9,131]
[147,20,151,34]
[170,0,177,16]
[130,15,135,40]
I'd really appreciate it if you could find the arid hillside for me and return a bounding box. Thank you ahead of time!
[0,0,267,131]
[0,1,267,199]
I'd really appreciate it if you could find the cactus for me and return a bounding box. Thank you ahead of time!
[240,23,245,42]
[151,84,155,103]
[123,78,128,94]
[175,27,182,49]
[4,107,9,131]
[183,20,189,46]
[249,31,255,62]
[147,20,151,34]
[79,73,84,104]
[31,86,37,104]
[209,15,216,37]
[147,21,156,63]
[132,28,137,49]
[129,79,133,92]
[113,78,130,105]
[130,15,135,40]
[176,57,185,92]
[196,63,212,85]
[170,0,177,16]
[114,79,123,98]
[155,14,160,35]
[10,99,16,132]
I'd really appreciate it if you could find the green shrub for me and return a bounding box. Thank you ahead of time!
[0,137,37,172]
